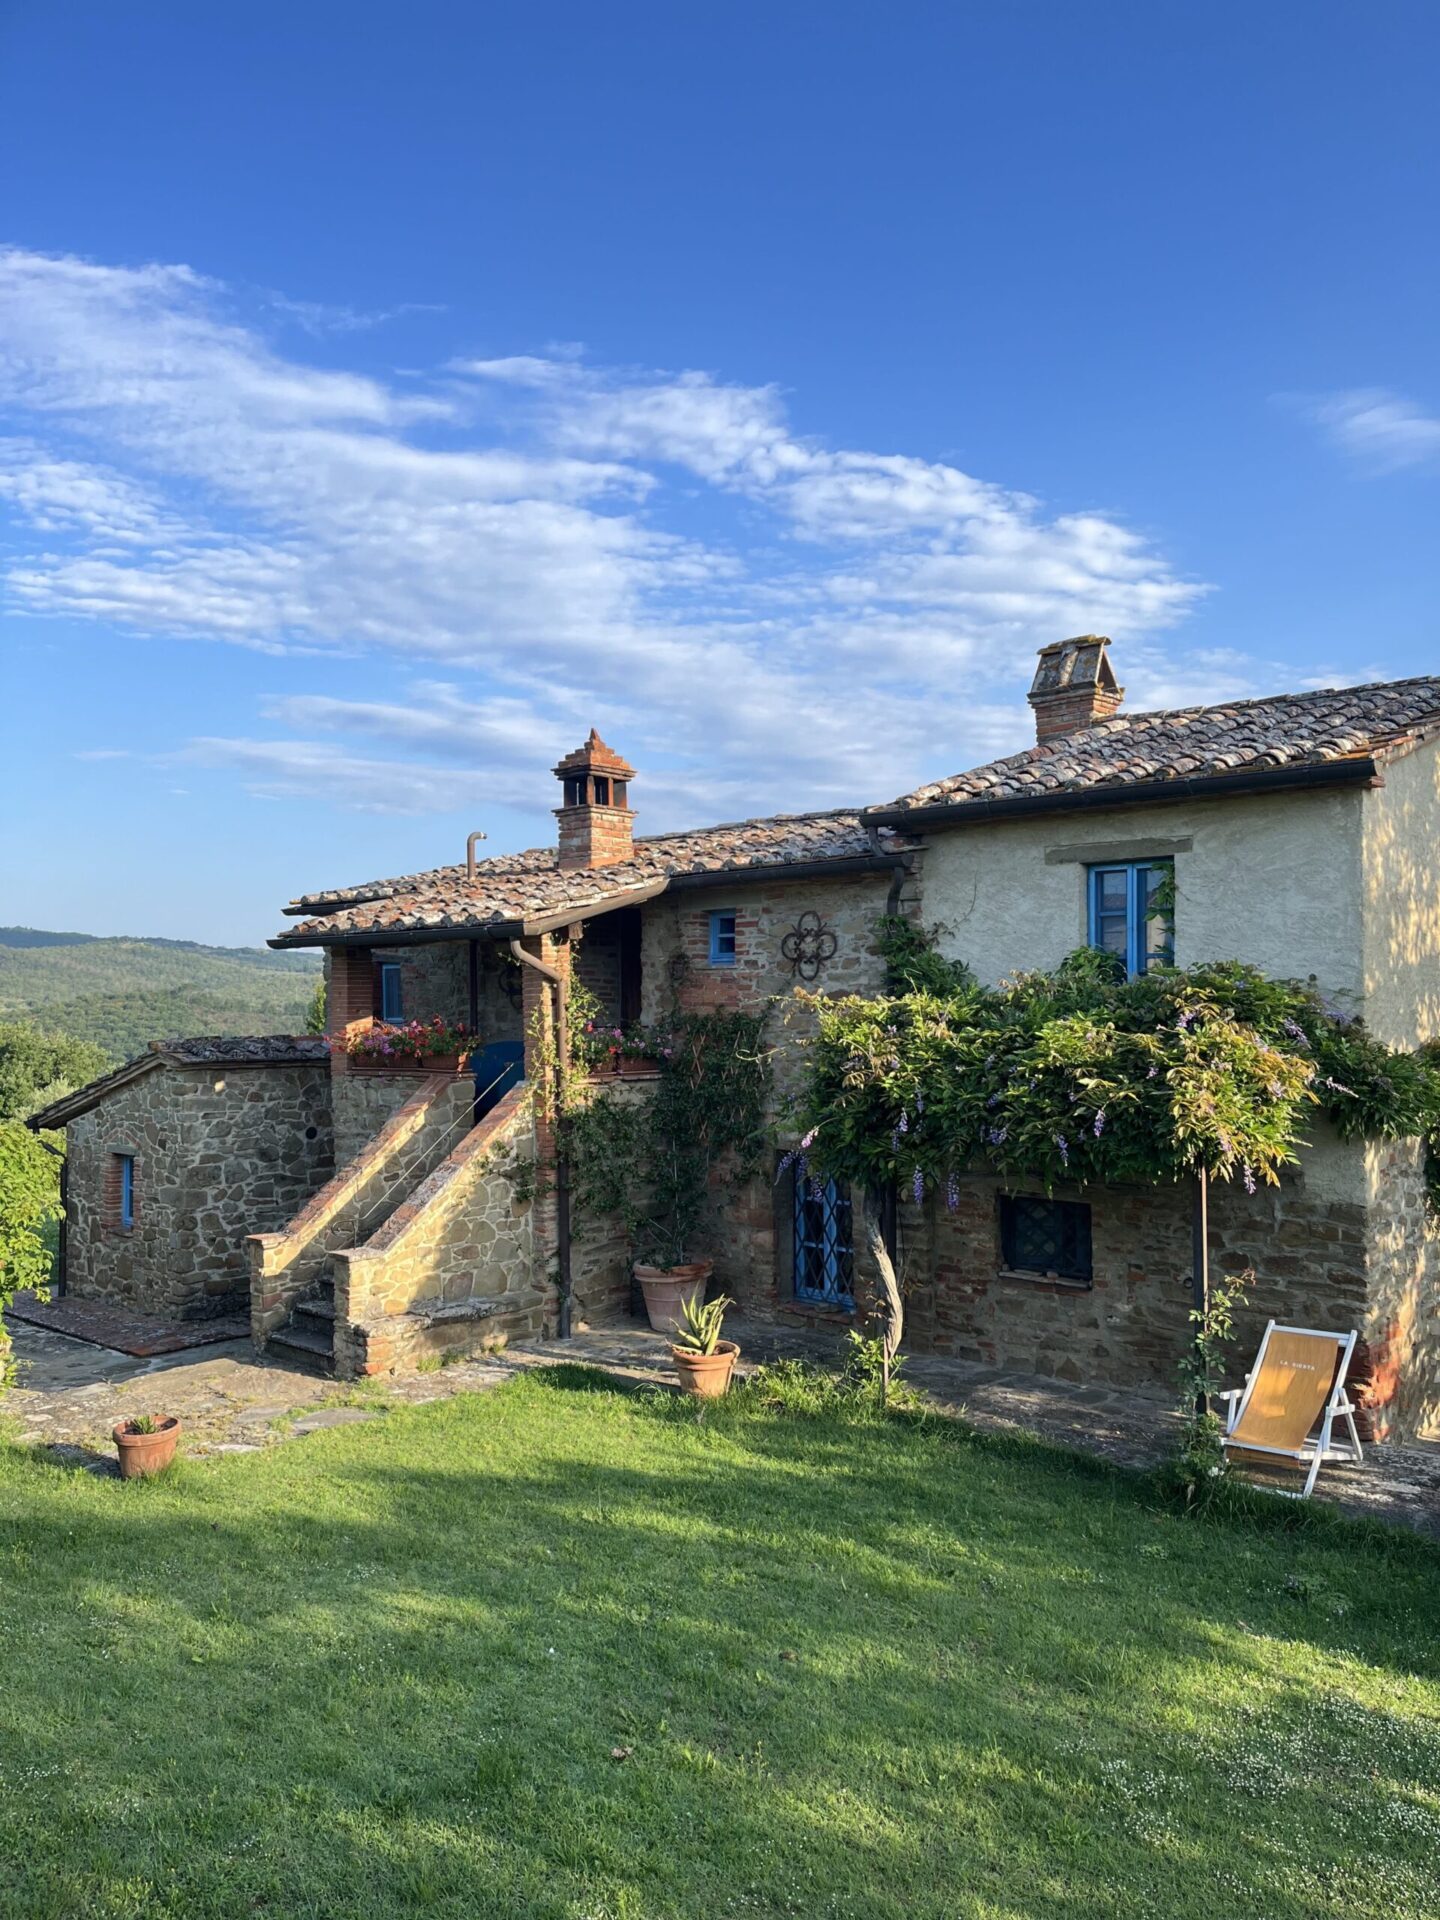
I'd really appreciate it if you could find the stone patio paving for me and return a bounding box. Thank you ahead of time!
[5,1313,1438,1540]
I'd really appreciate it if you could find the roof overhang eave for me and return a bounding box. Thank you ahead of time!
[861,755,1383,831]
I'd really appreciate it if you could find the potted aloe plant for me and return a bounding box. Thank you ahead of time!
[671,1292,739,1397]
[112,1413,181,1478]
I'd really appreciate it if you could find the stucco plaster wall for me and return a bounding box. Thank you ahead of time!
[1361,737,1440,1048]
[917,787,1367,1002]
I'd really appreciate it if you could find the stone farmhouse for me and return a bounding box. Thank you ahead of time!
[31,640,1440,1437]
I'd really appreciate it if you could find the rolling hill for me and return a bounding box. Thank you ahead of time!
[0,928,321,1063]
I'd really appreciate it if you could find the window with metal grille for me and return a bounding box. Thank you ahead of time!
[793,1172,855,1308]
[1087,859,1173,976]
[999,1194,1092,1286]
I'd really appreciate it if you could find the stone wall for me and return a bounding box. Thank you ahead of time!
[330,1086,543,1376]
[332,1070,450,1165]
[249,1073,473,1343]
[66,1060,333,1319]
[1362,1137,1440,1438]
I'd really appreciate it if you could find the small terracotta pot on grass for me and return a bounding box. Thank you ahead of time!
[634,1260,713,1333]
[672,1339,740,1397]
[113,1416,181,1478]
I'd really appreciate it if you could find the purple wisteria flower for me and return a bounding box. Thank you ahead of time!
[1243,1163,1257,1195]
[896,1110,909,1135]
[1146,1064,1158,1079]
[912,1167,925,1204]
[986,1091,1001,1109]
[986,1126,1008,1147]
[1093,1109,1106,1138]
[799,1127,819,1150]
[945,1171,960,1211]
[1320,1076,1356,1097]
[1176,1009,1196,1030]
[1055,1133,1069,1167]
[1282,1018,1310,1046]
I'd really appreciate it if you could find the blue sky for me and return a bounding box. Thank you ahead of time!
[1,1,1436,945]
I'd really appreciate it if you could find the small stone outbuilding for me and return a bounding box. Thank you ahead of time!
[28,1035,334,1320]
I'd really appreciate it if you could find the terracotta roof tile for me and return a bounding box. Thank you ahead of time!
[26,1034,328,1131]
[278,811,912,945]
[871,676,1440,816]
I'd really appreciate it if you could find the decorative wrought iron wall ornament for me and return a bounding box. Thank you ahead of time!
[781,910,838,982]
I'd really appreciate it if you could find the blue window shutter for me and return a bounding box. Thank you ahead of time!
[708,911,737,966]
[379,963,404,1022]
[118,1155,134,1229]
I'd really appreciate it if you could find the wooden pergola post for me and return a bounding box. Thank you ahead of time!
[1191,1167,1210,1418]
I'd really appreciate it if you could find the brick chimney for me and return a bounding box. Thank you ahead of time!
[553,729,637,870]
[1027,636,1124,742]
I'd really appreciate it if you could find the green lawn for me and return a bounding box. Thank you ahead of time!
[1,1372,1438,1920]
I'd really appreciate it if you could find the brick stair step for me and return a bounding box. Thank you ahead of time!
[268,1323,335,1372]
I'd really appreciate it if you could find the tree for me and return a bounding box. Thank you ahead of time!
[0,1121,62,1380]
[304,977,327,1036]
[0,1022,110,1123]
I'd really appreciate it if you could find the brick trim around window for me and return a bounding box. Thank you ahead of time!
[102,1148,138,1232]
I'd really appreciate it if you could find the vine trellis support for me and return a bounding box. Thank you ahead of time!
[1191,1168,1210,1419]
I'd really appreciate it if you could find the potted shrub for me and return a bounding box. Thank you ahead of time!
[671,1292,739,1397]
[112,1413,181,1478]
[631,1118,714,1332]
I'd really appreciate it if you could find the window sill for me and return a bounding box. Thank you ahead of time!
[781,1300,857,1323]
[996,1268,1092,1295]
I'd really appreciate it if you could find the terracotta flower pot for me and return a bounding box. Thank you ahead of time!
[113,1417,181,1478]
[672,1340,740,1397]
[634,1260,713,1333]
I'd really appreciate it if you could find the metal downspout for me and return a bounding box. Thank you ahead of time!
[508,937,573,1340]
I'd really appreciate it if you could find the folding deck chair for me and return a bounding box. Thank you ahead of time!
[1219,1322,1364,1499]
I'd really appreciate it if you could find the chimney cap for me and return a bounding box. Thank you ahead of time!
[552,727,636,783]
[1028,635,1121,700]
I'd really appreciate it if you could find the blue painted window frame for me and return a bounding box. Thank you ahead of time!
[117,1154,135,1230]
[793,1172,855,1309]
[378,961,404,1022]
[708,909,738,967]
[1087,860,1173,977]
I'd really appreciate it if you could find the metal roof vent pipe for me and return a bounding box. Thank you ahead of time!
[466,830,487,878]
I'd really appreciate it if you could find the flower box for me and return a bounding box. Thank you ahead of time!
[350,1051,468,1076]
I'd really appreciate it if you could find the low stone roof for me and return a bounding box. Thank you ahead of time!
[26,1034,328,1131]
[869,677,1440,818]
[276,811,911,946]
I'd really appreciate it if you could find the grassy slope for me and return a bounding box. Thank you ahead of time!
[0,934,318,1059]
[0,1373,1436,1920]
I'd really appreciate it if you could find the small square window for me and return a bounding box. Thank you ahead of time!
[116,1154,135,1231]
[708,910,737,966]
[378,962,404,1023]
[999,1194,1092,1286]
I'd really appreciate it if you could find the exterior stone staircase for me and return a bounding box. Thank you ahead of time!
[267,1276,338,1373]
[250,1077,538,1380]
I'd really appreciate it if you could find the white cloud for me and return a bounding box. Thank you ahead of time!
[1300,388,1440,472]
[0,247,1232,827]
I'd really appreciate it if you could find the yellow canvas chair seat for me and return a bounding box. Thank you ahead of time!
[1220,1322,1363,1499]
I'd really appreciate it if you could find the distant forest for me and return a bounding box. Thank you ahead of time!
[0,929,321,1064]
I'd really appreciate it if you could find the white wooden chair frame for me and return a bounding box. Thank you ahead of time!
[1219,1321,1364,1499]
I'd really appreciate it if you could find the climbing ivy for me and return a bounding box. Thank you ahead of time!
[562,1008,772,1270]
[789,921,1440,1211]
